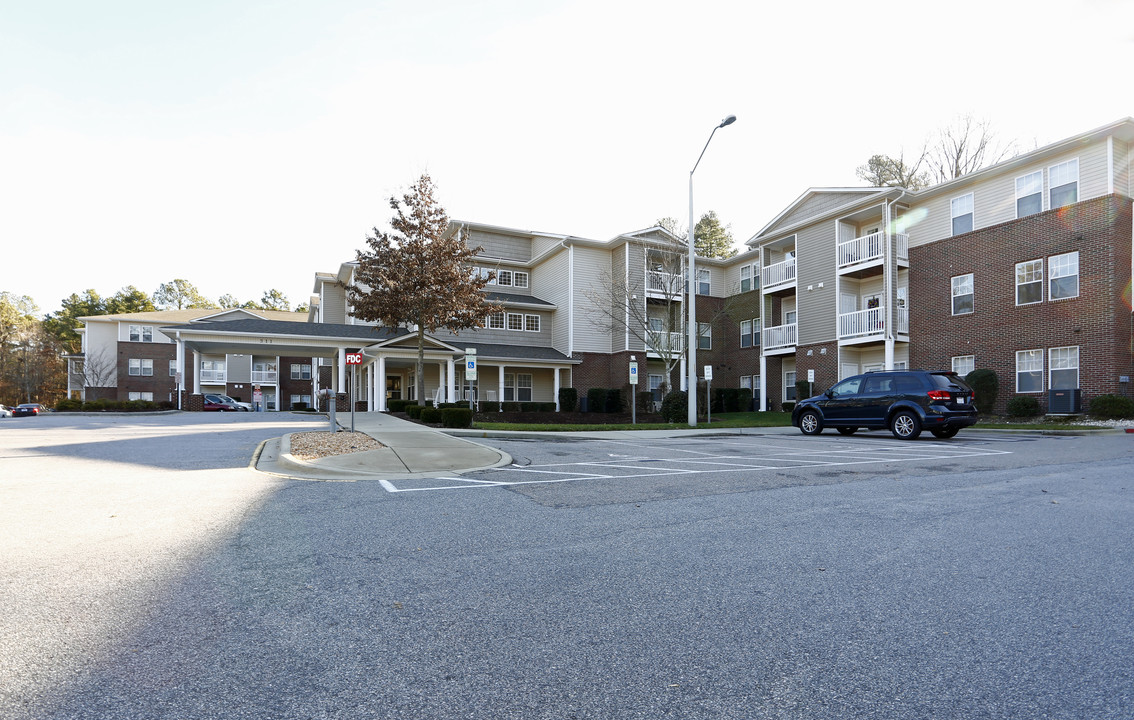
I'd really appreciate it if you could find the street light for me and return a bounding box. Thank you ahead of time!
[687,114,736,426]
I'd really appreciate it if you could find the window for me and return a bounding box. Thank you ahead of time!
[697,322,711,350]
[1049,251,1079,300]
[740,320,752,348]
[1048,346,1079,390]
[1049,158,1078,208]
[290,363,312,380]
[1016,170,1043,217]
[740,375,751,393]
[524,314,540,332]
[1016,259,1043,305]
[696,269,710,295]
[488,312,505,330]
[785,371,797,401]
[507,313,524,331]
[951,193,974,235]
[740,265,752,293]
[128,358,153,376]
[648,374,665,400]
[951,274,974,315]
[506,373,533,402]
[169,360,178,377]
[513,272,529,288]
[129,325,153,342]
[497,270,513,286]
[785,310,797,326]
[1016,349,1043,393]
[952,355,975,377]
[290,394,313,408]
[128,392,153,401]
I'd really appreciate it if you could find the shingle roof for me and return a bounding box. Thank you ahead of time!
[484,291,555,307]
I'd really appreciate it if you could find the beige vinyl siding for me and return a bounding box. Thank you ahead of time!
[570,245,615,353]
[610,243,627,352]
[771,191,879,234]
[472,366,558,404]
[1113,138,1131,196]
[440,311,552,345]
[795,221,838,346]
[87,322,119,386]
[531,248,571,354]
[532,235,562,259]
[322,283,348,324]
[117,322,175,344]
[468,229,531,263]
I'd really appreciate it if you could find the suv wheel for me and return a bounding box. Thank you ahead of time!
[836,427,857,435]
[799,410,823,435]
[890,411,921,440]
[931,427,959,439]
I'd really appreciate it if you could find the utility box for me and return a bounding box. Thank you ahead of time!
[1048,388,1082,413]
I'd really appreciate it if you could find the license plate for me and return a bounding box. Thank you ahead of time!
[958,396,967,404]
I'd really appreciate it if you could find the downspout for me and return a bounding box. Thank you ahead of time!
[885,189,908,369]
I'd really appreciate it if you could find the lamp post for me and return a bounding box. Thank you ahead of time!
[687,114,736,426]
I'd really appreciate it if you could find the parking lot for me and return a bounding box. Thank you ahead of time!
[2,415,1132,719]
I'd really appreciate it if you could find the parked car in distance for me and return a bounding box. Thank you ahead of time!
[203,394,241,412]
[12,403,47,417]
[792,370,978,440]
[0,404,13,418]
[220,395,253,411]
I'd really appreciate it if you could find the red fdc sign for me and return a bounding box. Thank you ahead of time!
[345,352,363,365]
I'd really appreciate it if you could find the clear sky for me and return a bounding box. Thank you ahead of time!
[3,0,1131,315]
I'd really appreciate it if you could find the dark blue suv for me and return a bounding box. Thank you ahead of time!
[791,370,978,440]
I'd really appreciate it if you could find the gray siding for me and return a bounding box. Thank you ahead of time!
[469,229,531,262]
[770,191,878,234]
[532,249,571,354]
[1115,138,1131,197]
[795,221,837,346]
[571,246,615,353]
[322,283,347,324]
[610,243,627,352]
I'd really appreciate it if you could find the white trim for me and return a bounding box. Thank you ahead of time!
[1014,170,1044,219]
[1107,136,1114,194]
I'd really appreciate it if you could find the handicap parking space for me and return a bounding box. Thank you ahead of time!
[378,433,1017,493]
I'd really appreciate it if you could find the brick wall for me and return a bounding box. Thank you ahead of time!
[116,342,178,402]
[909,194,1133,414]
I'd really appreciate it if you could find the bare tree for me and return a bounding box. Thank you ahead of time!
[70,349,117,396]
[856,150,930,190]
[927,114,1017,184]
[348,174,501,406]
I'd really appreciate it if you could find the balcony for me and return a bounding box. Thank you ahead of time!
[837,232,909,272]
[201,370,226,383]
[838,306,909,341]
[646,330,684,356]
[763,323,797,352]
[252,370,278,383]
[646,271,683,297]
[762,258,796,290]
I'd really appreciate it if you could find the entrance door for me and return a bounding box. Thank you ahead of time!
[386,375,402,400]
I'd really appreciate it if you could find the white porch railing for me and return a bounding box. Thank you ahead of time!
[201,370,225,383]
[647,271,683,295]
[837,232,910,268]
[647,330,684,355]
[762,258,796,288]
[838,306,911,339]
[763,323,797,350]
[252,370,278,383]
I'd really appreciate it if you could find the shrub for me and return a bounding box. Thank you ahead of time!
[711,388,743,413]
[539,402,556,412]
[55,398,83,412]
[558,387,578,413]
[1089,394,1134,419]
[795,379,813,401]
[387,399,410,413]
[660,390,687,423]
[965,369,999,415]
[781,401,795,413]
[479,401,500,413]
[586,387,608,413]
[442,407,473,428]
[1006,395,1041,418]
[503,402,522,413]
[520,402,542,412]
[405,404,424,419]
[291,402,309,411]
[420,407,442,424]
[605,388,623,413]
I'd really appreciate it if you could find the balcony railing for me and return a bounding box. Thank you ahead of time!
[201,370,226,383]
[762,258,796,288]
[647,271,683,295]
[252,370,278,383]
[646,330,684,355]
[837,232,910,268]
[763,323,797,351]
[838,306,910,339]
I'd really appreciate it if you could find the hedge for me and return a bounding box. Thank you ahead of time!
[1089,394,1134,419]
[660,390,687,423]
[405,404,425,419]
[441,408,473,428]
[966,369,999,415]
[1006,395,1041,418]
[387,399,410,413]
[420,407,442,424]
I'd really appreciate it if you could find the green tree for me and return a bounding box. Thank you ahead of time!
[258,289,291,311]
[107,285,156,314]
[218,294,242,309]
[154,279,216,310]
[655,212,736,258]
[347,174,502,405]
[42,290,107,352]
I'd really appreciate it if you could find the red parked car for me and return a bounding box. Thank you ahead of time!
[203,394,241,412]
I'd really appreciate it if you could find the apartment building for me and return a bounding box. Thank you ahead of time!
[73,118,1132,415]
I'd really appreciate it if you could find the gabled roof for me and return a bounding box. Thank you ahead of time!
[748,187,894,245]
[79,308,304,324]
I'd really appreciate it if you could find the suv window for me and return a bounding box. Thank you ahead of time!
[862,375,892,393]
[893,374,924,392]
[829,377,862,396]
[929,373,973,391]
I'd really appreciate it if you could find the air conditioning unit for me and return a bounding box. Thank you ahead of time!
[1048,388,1082,413]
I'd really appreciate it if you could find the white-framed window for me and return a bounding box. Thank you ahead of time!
[952,355,975,377]
[488,312,505,330]
[507,313,524,331]
[129,325,153,342]
[128,391,153,401]
[1016,170,1043,218]
[1049,251,1079,300]
[1016,259,1043,305]
[648,373,665,400]
[513,271,529,288]
[497,270,513,286]
[1016,349,1043,393]
[473,266,493,283]
[951,193,974,235]
[128,358,153,376]
[169,360,177,377]
[740,265,753,293]
[785,370,797,401]
[697,322,711,350]
[290,394,313,408]
[524,314,540,332]
[696,268,710,295]
[740,375,751,392]
[506,373,533,402]
[290,363,312,380]
[740,320,752,348]
[1049,158,1078,208]
[1049,346,1079,390]
[785,310,797,325]
[951,274,974,315]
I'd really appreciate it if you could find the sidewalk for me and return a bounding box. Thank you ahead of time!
[255,411,513,481]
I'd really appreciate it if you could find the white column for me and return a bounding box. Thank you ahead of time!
[759,354,768,413]
[337,349,346,394]
[366,363,373,412]
[193,350,201,395]
[679,356,687,391]
[498,365,505,410]
[554,367,561,411]
[447,358,456,403]
[377,355,387,412]
[437,361,446,404]
[884,337,895,371]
